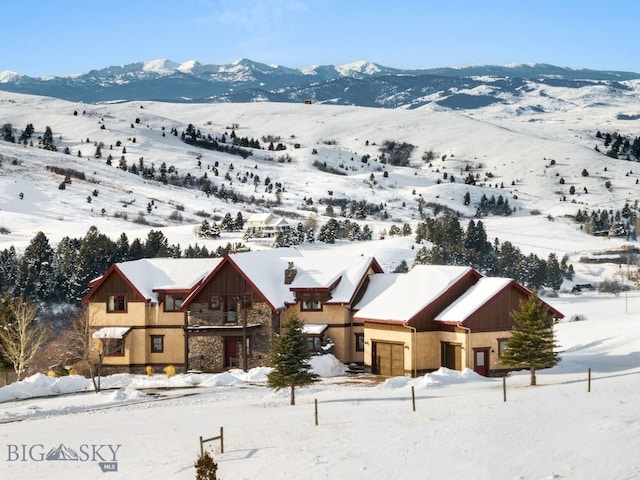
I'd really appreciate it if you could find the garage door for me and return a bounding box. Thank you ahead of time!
[373,342,404,376]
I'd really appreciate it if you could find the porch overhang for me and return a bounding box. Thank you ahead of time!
[186,324,262,335]
[92,327,132,339]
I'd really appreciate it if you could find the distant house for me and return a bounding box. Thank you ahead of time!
[244,213,292,238]
[354,266,563,377]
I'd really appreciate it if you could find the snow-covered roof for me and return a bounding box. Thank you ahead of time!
[245,213,290,228]
[354,265,475,323]
[228,248,302,309]
[353,273,402,310]
[92,327,131,339]
[287,256,377,304]
[246,212,273,223]
[302,324,328,335]
[434,277,512,323]
[115,258,223,303]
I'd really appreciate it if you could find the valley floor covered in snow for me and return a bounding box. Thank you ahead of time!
[0,292,638,479]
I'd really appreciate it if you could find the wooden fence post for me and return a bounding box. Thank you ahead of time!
[503,376,507,402]
[411,386,416,412]
[588,368,591,393]
[199,427,224,455]
[315,399,318,426]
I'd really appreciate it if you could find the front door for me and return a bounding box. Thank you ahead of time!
[473,348,490,377]
[224,337,239,368]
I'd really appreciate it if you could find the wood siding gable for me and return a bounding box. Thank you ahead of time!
[183,257,277,312]
[408,270,482,331]
[82,265,147,304]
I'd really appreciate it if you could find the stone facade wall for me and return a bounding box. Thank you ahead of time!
[187,302,276,372]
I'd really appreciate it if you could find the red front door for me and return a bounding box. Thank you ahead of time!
[224,337,239,368]
[473,348,490,377]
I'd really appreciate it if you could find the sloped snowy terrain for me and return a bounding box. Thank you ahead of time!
[0,84,640,478]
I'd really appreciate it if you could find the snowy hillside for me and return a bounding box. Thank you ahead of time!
[1,87,640,282]
[1,78,640,479]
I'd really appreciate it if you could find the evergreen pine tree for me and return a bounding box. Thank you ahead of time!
[267,316,318,405]
[0,246,18,293]
[393,260,409,273]
[545,253,563,291]
[144,230,170,257]
[15,231,56,301]
[52,236,82,302]
[114,233,130,263]
[128,238,145,260]
[40,126,57,151]
[194,450,219,480]
[198,220,212,238]
[234,212,245,230]
[220,213,234,232]
[499,288,560,386]
[317,218,338,243]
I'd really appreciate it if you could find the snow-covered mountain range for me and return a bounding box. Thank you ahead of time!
[1,59,640,108]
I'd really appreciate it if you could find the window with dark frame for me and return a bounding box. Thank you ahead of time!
[301,292,322,311]
[150,335,164,353]
[225,295,239,323]
[498,338,509,357]
[107,295,126,313]
[306,335,322,353]
[164,294,183,312]
[210,295,222,310]
[355,333,365,352]
[242,294,252,308]
[103,338,125,356]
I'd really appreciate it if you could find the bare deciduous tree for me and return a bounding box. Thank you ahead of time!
[0,296,48,380]
[64,305,102,392]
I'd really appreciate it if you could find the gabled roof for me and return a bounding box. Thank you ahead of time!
[83,258,223,304]
[287,256,383,304]
[353,265,479,323]
[434,277,512,324]
[245,213,290,227]
[246,212,274,224]
[227,248,302,310]
[434,277,565,323]
[181,248,382,311]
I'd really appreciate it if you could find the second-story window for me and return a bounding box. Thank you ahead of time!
[107,295,126,313]
[164,294,184,312]
[301,292,322,311]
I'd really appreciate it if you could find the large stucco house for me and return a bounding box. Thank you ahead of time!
[83,250,562,377]
[354,265,563,377]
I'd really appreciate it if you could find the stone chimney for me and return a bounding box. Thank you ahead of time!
[284,261,297,285]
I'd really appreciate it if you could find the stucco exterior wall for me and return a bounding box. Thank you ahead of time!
[284,303,357,363]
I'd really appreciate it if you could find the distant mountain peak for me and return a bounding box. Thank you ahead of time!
[335,61,382,76]
[0,58,638,106]
[177,60,200,73]
[0,71,24,83]
[142,59,180,74]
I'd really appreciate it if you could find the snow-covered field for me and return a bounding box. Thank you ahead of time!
[1,292,639,479]
[0,88,640,478]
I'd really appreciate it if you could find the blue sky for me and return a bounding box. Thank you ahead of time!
[5,0,639,76]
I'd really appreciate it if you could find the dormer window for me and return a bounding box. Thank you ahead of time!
[301,292,322,311]
[164,294,184,312]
